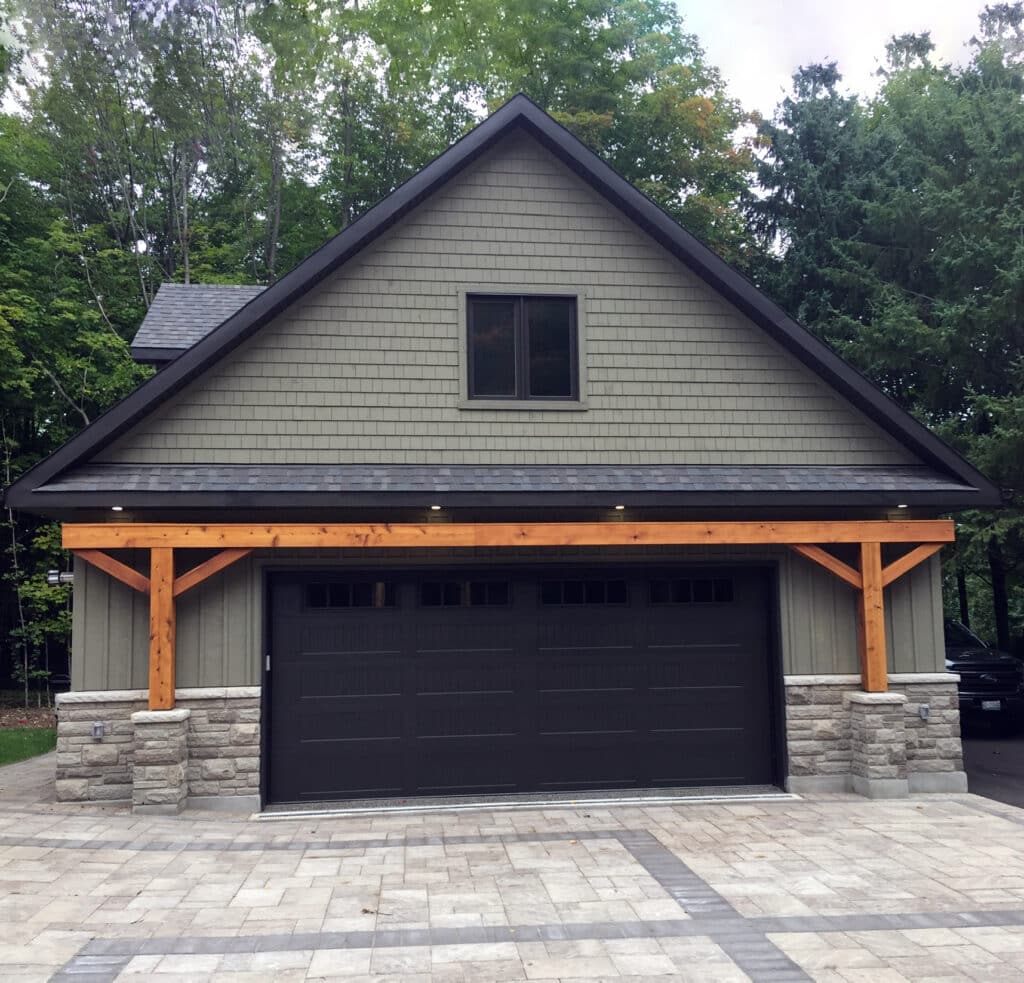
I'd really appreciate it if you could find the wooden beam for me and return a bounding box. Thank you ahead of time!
[789,544,862,590]
[173,548,253,598]
[62,519,956,551]
[881,543,945,588]
[72,549,150,595]
[148,548,176,711]
[857,542,888,693]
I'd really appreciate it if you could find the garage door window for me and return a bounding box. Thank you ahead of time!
[649,577,734,604]
[540,579,628,605]
[306,581,396,608]
[421,580,511,607]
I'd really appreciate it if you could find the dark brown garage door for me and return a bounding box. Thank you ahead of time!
[266,566,778,803]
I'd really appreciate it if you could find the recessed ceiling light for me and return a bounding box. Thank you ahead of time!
[429,505,442,511]
[614,504,625,510]
[111,505,124,512]
[896,504,908,509]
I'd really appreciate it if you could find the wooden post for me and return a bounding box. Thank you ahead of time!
[148,547,176,710]
[857,542,887,692]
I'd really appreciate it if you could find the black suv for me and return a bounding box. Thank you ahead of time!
[945,620,1024,730]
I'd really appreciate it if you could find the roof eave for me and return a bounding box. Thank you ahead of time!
[7,485,1001,514]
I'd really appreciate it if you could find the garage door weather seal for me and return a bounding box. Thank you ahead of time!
[256,785,797,820]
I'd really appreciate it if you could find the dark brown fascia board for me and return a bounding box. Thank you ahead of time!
[19,487,991,514]
[3,93,1001,510]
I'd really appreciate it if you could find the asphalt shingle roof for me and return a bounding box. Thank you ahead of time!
[41,464,972,496]
[131,283,264,354]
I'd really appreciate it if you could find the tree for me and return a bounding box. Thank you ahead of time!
[754,9,1024,649]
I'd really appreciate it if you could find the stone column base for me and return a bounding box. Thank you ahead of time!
[785,675,966,798]
[848,690,908,798]
[131,708,191,815]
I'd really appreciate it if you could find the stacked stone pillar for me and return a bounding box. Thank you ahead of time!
[130,708,191,814]
[847,691,908,799]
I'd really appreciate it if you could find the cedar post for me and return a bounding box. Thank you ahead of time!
[148,547,176,710]
[857,542,888,692]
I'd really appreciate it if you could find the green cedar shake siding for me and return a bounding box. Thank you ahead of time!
[96,133,914,467]
[70,549,945,692]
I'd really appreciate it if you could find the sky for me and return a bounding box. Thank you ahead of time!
[678,1,991,117]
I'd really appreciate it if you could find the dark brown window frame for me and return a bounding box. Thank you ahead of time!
[466,293,579,401]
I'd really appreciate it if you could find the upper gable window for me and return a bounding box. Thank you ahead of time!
[467,295,578,401]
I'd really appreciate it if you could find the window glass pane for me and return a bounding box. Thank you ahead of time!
[527,298,574,397]
[672,580,692,603]
[307,584,327,608]
[541,581,561,605]
[650,580,670,604]
[351,582,372,607]
[692,579,714,603]
[563,580,585,604]
[713,579,734,603]
[607,580,627,604]
[470,299,516,396]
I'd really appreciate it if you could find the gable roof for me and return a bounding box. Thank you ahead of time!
[131,283,264,363]
[4,94,1001,511]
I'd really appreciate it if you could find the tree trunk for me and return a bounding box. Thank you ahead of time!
[265,130,282,283]
[988,536,1011,650]
[957,565,970,627]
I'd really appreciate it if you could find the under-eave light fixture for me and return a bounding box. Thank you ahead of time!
[896,503,909,509]
[111,505,124,512]
[429,504,442,511]
[613,504,625,510]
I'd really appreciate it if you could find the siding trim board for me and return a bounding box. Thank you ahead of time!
[3,94,1000,510]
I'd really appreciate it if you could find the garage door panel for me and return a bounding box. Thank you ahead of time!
[296,656,403,699]
[416,697,519,737]
[268,566,777,803]
[414,653,517,694]
[415,742,521,794]
[298,699,403,742]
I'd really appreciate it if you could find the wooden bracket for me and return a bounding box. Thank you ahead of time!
[72,550,150,594]
[789,544,862,589]
[173,549,253,598]
[881,543,945,587]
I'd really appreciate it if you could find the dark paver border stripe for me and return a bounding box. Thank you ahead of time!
[56,908,1024,982]
[618,829,810,980]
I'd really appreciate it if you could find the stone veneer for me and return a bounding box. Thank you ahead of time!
[55,687,260,811]
[785,673,966,795]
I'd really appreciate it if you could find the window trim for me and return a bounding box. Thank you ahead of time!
[457,287,588,410]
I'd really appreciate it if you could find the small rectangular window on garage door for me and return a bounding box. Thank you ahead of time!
[540,579,628,605]
[649,577,733,604]
[306,581,396,609]
[420,581,511,607]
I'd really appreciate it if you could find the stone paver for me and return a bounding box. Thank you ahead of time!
[1,754,1023,981]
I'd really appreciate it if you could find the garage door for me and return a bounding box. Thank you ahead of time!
[267,566,777,803]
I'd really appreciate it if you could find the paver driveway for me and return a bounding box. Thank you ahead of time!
[3,753,1024,982]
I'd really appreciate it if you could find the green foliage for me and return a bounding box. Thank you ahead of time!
[753,6,1024,650]
[0,727,56,765]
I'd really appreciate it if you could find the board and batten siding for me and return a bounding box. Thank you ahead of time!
[71,549,945,691]
[97,132,914,467]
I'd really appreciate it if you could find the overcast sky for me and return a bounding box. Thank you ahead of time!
[678,1,991,117]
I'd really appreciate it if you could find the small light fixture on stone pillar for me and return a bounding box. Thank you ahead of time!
[91,721,104,741]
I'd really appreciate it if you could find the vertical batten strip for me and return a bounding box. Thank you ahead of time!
[149,548,176,710]
[858,542,888,692]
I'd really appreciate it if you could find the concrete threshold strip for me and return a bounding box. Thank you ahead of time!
[255,784,797,821]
